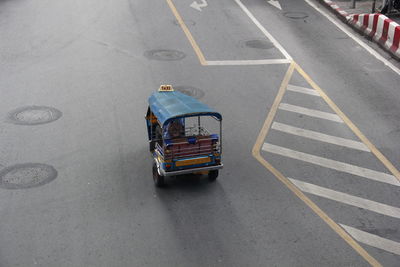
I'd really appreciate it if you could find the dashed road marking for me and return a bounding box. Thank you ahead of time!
[279,103,344,123]
[263,143,400,186]
[287,84,320,96]
[289,178,400,219]
[271,122,370,151]
[340,224,400,256]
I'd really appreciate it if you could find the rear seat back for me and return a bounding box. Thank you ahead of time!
[167,136,216,159]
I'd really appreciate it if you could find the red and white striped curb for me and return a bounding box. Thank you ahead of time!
[348,14,400,57]
[319,0,400,58]
[323,0,351,17]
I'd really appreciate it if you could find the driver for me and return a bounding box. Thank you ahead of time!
[164,119,184,139]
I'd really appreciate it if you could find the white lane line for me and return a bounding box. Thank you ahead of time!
[289,178,400,218]
[262,143,400,186]
[234,0,292,60]
[271,122,370,151]
[206,59,291,65]
[340,224,400,256]
[287,84,320,96]
[279,103,344,123]
[304,0,400,76]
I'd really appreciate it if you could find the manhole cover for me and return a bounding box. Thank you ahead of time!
[8,106,62,125]
[175,86,205,99]
[245,39,274,49]
[144,49,186,61]
[0,163,57,189]
[173,19,196,26]
[283,12,309,19]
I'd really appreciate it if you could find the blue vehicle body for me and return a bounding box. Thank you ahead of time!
[148,90,222,125]
[146,88,223,183]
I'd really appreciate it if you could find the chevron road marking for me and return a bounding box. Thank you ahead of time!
[271,122,370,151]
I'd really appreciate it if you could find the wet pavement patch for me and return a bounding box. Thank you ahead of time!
[8,106,62,125]
[173,19,196,26]
[283,12,309,19]
[144,49,186,61]
[0,163,57,189]
[245,39,274,49]
[175,86,205,99]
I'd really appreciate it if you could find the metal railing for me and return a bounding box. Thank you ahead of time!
[156,137,220,160]
[184,126,210,137]
[375,0,400,14]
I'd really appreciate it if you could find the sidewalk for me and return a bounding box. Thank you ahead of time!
[333,0,400,23]
[317,0,400,59]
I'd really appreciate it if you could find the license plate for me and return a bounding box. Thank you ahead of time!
[175,157,210,167]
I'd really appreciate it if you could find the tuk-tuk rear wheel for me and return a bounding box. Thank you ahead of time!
[149,141,155,152]
[152,163,165,187]
[208,170,218,182]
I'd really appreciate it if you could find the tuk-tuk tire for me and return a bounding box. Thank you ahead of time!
[208,170,218,182]
[149,141,155,152]
[152,163,165,187]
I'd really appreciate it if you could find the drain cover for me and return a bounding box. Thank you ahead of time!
[8,106,62,125]
[0,163,57,189]
[283,12,309,19]
[144,49,186,61]
[245,39,274,49]
[175,86,205,99]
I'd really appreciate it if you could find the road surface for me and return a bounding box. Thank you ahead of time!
[0,0,399,266]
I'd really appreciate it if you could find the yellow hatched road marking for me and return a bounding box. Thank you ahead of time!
[252,62,382,267]
[293,62,400,182]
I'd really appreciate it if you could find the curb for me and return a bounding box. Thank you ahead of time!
[316,0,400,59]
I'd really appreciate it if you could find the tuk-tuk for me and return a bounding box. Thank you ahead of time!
[145,85,223,187]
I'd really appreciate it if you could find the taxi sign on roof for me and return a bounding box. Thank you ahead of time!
[158,85,174,92]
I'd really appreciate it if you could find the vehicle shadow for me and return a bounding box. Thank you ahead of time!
[155,178,259,266]
[161,173,212,191]
[110,146,262,266]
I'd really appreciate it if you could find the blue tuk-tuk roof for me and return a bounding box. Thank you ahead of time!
[148,91,222,126]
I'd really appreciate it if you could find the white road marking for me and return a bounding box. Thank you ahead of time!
[279,103,344,122]
[271,122,370,151]
[267,0,282,10]
[287,84,320,96]
[190,0,208,12]
[304,0,400,76]
[262,143,400,186]
[206,59,291,65]
[340,224,400,256]
[234,0,292,60]
[289,178,400,218]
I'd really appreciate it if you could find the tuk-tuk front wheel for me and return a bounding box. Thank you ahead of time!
[208,170,218,182]
[152,163,165,187]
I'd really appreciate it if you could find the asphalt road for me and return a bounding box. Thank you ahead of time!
[0,0,399,266]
